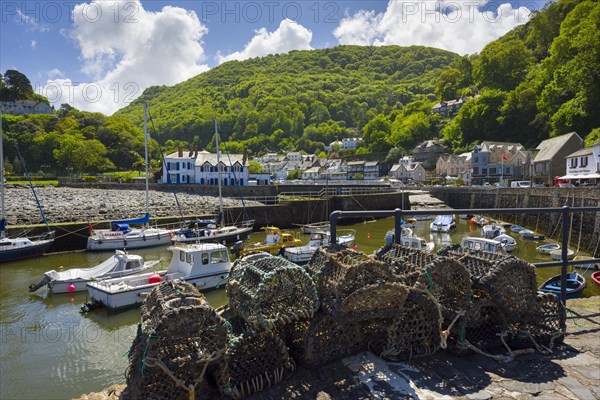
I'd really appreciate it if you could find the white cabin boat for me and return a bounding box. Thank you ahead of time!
[430,215,456,233]
[399,236,435,253]
[482,224,506,239]
[460,237,507,255]
[29,250,159,293]
[283,229,355,264]
[297,221,330,234]
[85,243,231,310]
[87,215,172,251]
[493,234,517,252]
[384,226,414,244]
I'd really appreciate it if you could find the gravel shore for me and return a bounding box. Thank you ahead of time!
[3,186,263,224]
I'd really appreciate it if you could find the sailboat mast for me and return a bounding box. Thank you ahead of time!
[0,108,5,238]
[214,118,224,219]
[143,102,149,218]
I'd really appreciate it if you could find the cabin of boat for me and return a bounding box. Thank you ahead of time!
[85,243,231,310]
[87,213,172,251]
[283,229,356,263]
[460,237,506,254]
[235,226,302,257]
[481,224,506,239]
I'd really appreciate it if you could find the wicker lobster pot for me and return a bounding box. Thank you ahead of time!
[456,254,538,323]
[226,253,319,330]
[364,287,443,361]
[127,282,227,400]
[216,316,295,399]
[307,247,408,319]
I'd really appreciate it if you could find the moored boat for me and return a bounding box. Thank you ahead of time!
[296,221,330,234]
[519,229,545,240]
[28,250,159,293]
[572,256,599,271]
[592,271,600,287]
[510,225,525,232]
[536,243,561,254]
[84,243,231,311]
[283,229,355,264]
[482,224,506,239]
[430,215,456,233]
[232,226,302,257]
[539,272,587,299]
[384,226,414,244]
[550,249,575,261]
[493,234,517,252]
[460,237,507,255]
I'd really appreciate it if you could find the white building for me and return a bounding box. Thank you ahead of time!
[161,149,255,186]
[560,141,600,183]
[389,162,426,182]
[1,100,54,115]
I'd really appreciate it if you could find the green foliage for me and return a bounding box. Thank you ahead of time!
[248,160,263,174]
[286,169,303,180]
[390,111,432,150]
[584,128,600,147]
[454,177,464,187]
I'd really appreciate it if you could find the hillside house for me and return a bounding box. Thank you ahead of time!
[1,100,54,115]
[559,141,600,184]
[412,140,446,170]
[532,132,583,185]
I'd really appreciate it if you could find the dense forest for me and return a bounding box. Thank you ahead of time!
[1,0,598,175]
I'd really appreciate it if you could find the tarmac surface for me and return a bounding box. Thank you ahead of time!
[76,296,600,400]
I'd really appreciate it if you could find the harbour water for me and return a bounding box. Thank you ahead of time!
[0,216,598,399]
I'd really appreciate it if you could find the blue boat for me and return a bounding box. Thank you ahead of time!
[510,225,525,232]
[539,272,587,299]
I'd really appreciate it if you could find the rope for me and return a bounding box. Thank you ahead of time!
[440,309,466,349]
[141,333,155,378]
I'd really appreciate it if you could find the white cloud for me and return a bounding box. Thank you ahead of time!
[47,69,65,80]
[37,0,209,115]
[31,40,37,49]
[217,19,312,64]
[16,9,49,32]
[333,0,533,55]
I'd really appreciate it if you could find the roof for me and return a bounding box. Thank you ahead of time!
[364,161,379,167]
[566,147,593,158]
[389,164,403,172]
[347,161,365,166]
[405,162,424,171]
[534,132,582,162]
[195,152,245,166]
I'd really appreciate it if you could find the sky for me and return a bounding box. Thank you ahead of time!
[0,0,550,115]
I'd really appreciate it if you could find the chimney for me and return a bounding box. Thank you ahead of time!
[178,147,183,157]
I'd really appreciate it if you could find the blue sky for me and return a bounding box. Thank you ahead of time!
[0,0,549,114]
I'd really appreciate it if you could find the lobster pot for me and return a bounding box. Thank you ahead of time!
[307,247,403,318]
[216,317,295,399]
[365,287,442,361]
[457,254,537,323]
[285,311,364,368]
[127,282,228,400]
[226,254,319,330]
[508,291,567,350]
[374,243,430,272]
[446,290,509,355]
[140,280,204,326]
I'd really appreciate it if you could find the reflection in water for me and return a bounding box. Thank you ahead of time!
[0,216,598,400]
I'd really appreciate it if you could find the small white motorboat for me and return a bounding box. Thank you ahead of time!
[384,226,414,244]
[283,229,355,264]
[29,250,159,293]
[482,224,506,239]
[430,215,456,233]
[550,249,575,261]
[519,229,545,240]
[296,221,330,234]
[398,235,435,253]
[493,234,517,252]
[85,243,231,310]
[510,225,525,232]
[536,243,561,254]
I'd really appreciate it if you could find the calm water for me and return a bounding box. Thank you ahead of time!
[1,217,598,399]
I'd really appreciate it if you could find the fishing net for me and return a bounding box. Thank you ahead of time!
[456,254,537,323]
[508,291,567,351]
[226,253,319,330]
[285,312,365,367]
[216,316,295,399]
[307,246,406,319]
[127,282,227,400]
[365,287,442,361]
[446,289,509,355]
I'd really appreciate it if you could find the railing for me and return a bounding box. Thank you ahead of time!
[329,206,600,304]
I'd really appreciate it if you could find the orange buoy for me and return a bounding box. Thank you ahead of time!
[149,273,162,284]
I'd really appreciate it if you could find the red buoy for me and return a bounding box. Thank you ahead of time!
[149,273,162,284]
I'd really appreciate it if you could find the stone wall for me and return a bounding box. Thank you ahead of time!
[428,187,600,257]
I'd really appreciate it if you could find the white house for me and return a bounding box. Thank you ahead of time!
[389,162,426,182]
[161,149,254,186]
[1,100,54,115]
[560,141,600,183]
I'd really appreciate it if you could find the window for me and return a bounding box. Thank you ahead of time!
[570,158,578,168]
[211,250,228,264]
[176,162,180,171]
[179,251,185,262]
[186,253,193,264]
[202,253,209,265]
[545,162,550,172]
[474,157,478,163]
[125,260,140,270]
[535,164,542,173]
[581,156,588,168]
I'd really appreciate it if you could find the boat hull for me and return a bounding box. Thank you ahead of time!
[87,231,172,251]
[174,227,252,245]
[0,239,54,263]
[539,272,587,299]
[592,271,600,287]
[86,271,229,310]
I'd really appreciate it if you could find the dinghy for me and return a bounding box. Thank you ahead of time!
[592,271,600,287]
[493,234,517,252]
[519,229,545,240]
[539,272,586,299]
[550,249,575,261]
[572,256,598,270]
[536,243,561,254]
[510,225,525,232]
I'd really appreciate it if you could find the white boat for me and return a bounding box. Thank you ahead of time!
[0,113,55,262]
[482,224,506,239]
[550,249,575,261]
[297,221,330,234]
[493,234,517,252]
[573,256,598,270]
[384,226,414,244]
[460,237,507,255]
[28,250,159,293]
[430,215,456,233]
[87,103,171,251]
[536,243,561,254]
[85,243,231,310]
[399,236,435,253]
[283,229,355,264]
[519,229,545,240]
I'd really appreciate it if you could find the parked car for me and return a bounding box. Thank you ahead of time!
[558,182,575,188]
[511,181,531,188]
[494,183,508,188]
[533,183,546,188]
[483,182,492,187]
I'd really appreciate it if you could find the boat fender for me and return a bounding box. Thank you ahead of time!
[98,240,103,245]
[157,233,161,240]
[142,235,146,241]
[123,239,127,246]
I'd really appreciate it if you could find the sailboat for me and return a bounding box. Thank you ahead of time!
[0,111,55,262]
[87,103,172,251]
[172,118,254,245]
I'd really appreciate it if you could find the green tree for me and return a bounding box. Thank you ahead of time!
[2,69,34,100]
[473,38,535,91]
[390,112,431,149]
[584,128,600,147]
[435,68,461,100]
[248,160,263,174]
